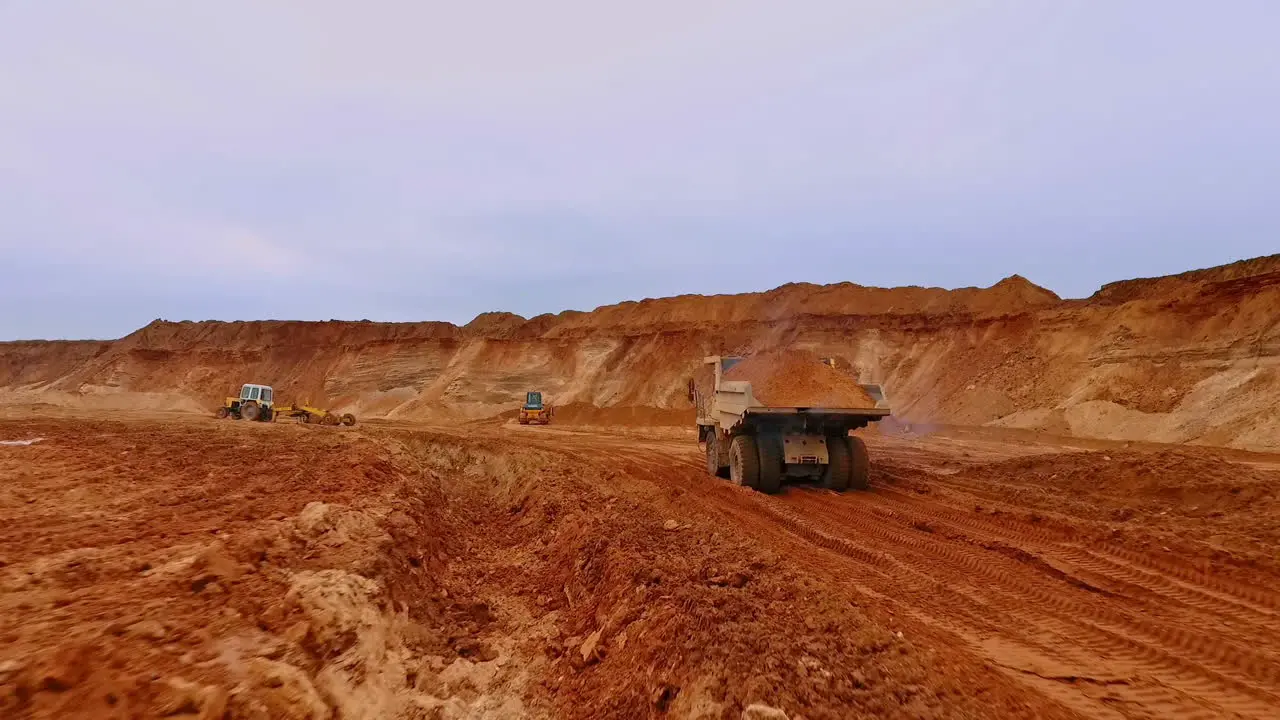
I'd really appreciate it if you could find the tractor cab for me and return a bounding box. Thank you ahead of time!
[523,391,543,410]
[239,384,275,409]
[214,383,276,421]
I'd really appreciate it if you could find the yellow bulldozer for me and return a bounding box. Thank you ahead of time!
[216,384,355,426]
[517,391,553,425]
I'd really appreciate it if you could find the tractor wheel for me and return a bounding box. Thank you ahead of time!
[215,407,229,419]
[241,401,261,422]
[822,435,852,492]
[341,413,356,427]
[756,434,784,494]
[848,435,871,490]
[728,435,760,490]
[302,413,312,424]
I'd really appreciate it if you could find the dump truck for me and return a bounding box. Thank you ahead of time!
[517,391,553,425]
[691,356,890,493]
[216,384,356,426]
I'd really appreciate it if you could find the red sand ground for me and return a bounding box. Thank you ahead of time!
[3,254,1280,718]
[3,412,1279,718]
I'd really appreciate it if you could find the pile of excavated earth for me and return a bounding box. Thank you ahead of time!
[722,351,878,408]
[3,254,1280,718]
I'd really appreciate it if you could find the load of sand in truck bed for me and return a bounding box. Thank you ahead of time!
[723,350,879,409]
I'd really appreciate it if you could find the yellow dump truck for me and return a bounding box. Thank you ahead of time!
[691,356,889,493]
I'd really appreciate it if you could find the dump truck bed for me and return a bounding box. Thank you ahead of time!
[703,374,890,431]
[743,406,891,417]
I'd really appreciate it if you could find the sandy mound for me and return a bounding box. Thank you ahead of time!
[952,448,1280,553]
[723,350,878,408]
[3,254,1280,450]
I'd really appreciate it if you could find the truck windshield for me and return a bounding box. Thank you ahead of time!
[721,357,743,372]
[525,392,542,409]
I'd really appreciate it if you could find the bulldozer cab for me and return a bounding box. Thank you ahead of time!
[240,384,274,408]
[524,391,543,410]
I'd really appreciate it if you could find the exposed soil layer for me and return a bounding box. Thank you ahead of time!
[4,413,1280,718]
[3,254,1279,450]
[722,350,878,408]
[0,418,506,719]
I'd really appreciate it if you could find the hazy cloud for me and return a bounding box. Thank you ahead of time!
[1,1,1278,339]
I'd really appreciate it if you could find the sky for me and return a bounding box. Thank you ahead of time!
[1,1,1278,340]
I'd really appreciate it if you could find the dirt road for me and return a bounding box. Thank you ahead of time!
[502,424,1280,719]
[3,413,1278,718]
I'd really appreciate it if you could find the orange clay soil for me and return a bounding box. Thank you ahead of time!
[3,255,1280,451]
[0,415,1089,719]
[723,350,878,408]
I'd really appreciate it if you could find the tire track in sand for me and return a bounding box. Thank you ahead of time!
[497,429,1280,718]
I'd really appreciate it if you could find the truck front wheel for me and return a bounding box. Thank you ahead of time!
[729,435,760,490]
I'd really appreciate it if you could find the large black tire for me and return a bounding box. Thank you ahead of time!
[756,434,784,494]
[241,401,261,422]
[215,407,230,419]
[848,435,871,490]
[729,435,760,490]
[822,435,852,491]
[341,413,356,427]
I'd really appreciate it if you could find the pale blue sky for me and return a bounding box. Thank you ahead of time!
[1,1,1277,339]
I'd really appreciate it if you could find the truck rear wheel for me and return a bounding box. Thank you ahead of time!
[848,435,871,490]
[241,401,260,422]
[215,407,229,419]
[756,434,784,494]
[729,435,760,489]
[822,436,852,491]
